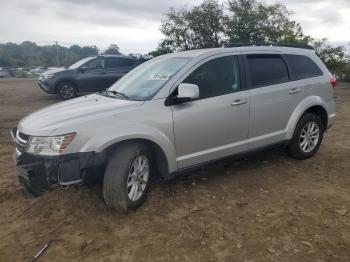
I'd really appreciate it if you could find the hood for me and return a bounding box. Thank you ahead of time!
[41,67,67,76]
[18,94,144,135]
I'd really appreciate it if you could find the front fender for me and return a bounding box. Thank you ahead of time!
[80,124,177,173]
[285,96,330,139]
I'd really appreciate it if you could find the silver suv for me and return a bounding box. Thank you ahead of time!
[12,44,336,212]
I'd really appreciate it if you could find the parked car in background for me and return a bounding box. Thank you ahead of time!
[12,68,29,78]
[28,66,47,77]
[12,44,336,212]
[38,55,143,99]
[0,67,11,78]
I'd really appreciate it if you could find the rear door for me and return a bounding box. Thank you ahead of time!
[244,53,305,149]
[172,54,250,168]
[104,57,137,87]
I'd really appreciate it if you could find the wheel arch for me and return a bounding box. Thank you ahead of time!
[303,105,328,129]
[286,96,329,139]
[102,138,171,179]
[101,137,174,179]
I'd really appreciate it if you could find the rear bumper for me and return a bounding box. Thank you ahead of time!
[326,99,336,130]
[14,150,105,196]
[327,113,336,129]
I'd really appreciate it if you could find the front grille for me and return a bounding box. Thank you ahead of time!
[16,131,29,153]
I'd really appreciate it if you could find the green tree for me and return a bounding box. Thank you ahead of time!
[157,0,310,52]
[160,0,224,51]
[69,45,98,58]
[160,7,195,51]
[187,0,224,48]
[342,63,350,81]
[148,39,174,57]
[0,42,99,67]
[104,44,121,55]
[312,38,349,74]
[225,0,310,44]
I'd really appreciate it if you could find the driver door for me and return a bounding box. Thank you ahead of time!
[171,55,250,169]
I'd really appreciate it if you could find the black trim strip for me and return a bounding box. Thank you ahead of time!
[169,140,290,178]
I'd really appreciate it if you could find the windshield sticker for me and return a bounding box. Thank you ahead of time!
[151,73,172,80]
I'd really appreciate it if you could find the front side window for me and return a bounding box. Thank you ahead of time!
[285,54,323,79]
[107,57,190,100]
[183,55,240,99]
[69,57,93,69]
[247,54,289,87]
[84,59,104,70]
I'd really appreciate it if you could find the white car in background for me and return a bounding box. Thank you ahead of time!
[0,67,11,78]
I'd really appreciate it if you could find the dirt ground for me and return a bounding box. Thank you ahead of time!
[0,78,349,262]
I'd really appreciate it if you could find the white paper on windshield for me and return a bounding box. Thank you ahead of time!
[151,73,172,80]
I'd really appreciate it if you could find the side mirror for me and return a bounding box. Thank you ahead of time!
[177,83,199,100]
[165,83,200,106]
[79,66,88,73]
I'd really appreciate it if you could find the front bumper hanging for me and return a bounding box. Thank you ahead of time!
[15,152,101,196]
[11,128,105,196]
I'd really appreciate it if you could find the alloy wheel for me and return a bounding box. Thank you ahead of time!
[127,155,149,201]
[59,84,75,99]
[299,121,320,153]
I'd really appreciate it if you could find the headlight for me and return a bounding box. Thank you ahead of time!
[26,133,76,155]
[42,74,55,80]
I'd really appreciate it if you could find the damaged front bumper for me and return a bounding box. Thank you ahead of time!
[11,128,105,196]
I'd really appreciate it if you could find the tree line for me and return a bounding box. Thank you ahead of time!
[0,0,349,80]
[0,42,121,68]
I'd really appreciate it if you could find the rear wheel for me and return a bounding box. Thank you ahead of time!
[56,81,77,100]
[103,143,152,213]
[288,113,324,159]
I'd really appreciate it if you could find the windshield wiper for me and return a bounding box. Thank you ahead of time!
[105,90,129,99]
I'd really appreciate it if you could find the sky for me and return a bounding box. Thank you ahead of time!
[0,0,349,53]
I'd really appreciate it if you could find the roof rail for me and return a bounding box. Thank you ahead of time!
[225,42,314,50]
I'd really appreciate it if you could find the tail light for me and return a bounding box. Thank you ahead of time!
[330,74,336,88]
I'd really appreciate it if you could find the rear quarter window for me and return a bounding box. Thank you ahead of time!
[285,54,323,80]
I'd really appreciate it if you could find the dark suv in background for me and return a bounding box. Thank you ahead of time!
[38,55,143,99]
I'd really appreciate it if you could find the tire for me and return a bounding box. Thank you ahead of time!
[288,113,324,159]
[21,185,38,198]
[103,143,152,213]
[56,81,77,100]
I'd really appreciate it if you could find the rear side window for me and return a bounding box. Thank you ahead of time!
[285,54,323,79]
[105,57,136,68]
[247,55,289,87]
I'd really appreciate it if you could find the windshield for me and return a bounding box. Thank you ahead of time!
[107,57,190,100]
[69,57,94,69]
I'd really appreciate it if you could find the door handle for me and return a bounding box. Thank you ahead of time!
[289,88,301,94]
[100,71,106,75]
[231,99,247,106]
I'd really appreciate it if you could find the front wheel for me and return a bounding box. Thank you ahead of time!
[56,81,77,100]
[103,143,152,213]
[288,113,324,159]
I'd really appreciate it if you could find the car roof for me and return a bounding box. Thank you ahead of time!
[96,54,137,59]
[163,46,316,59]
